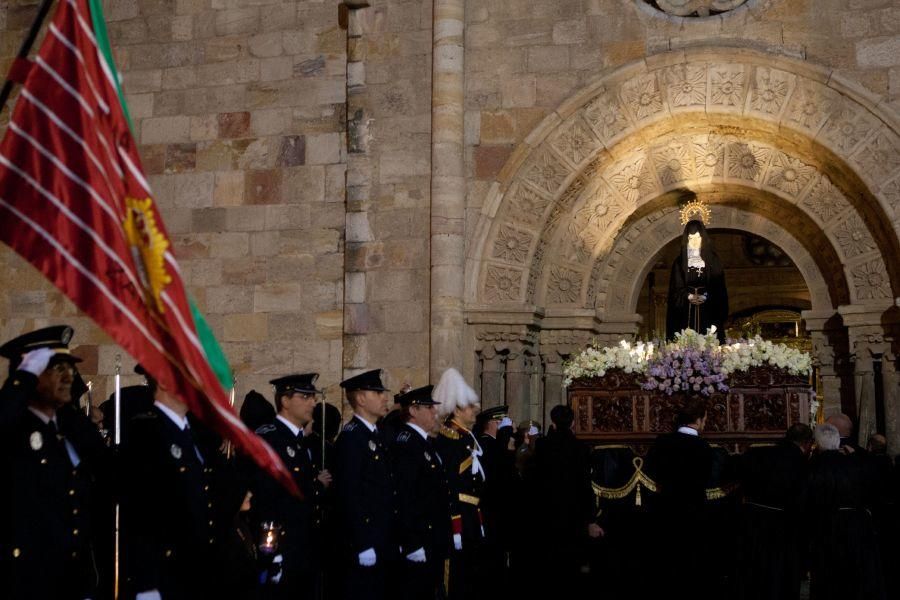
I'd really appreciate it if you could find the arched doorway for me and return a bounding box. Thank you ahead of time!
[465,47,900,452]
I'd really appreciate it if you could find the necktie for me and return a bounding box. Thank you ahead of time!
[182,424,205,465]
[48,420,80,467]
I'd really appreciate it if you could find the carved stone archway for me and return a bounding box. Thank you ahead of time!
[465,47,900,453]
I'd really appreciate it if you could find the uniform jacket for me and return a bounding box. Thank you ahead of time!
[333,415,396,557]
[0,371,105,600]
[433,420,485,542]
[122,405,216,597]
[253,418,318,578]
[390,423,451,562]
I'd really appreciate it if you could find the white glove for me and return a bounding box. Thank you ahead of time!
[270,554,283,583]
[136,591,162,600]
[358,547,377,567]
[453,533,462,551]
[18,347,54,376]
[406,547,426,563]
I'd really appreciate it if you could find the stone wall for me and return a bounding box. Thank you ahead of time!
[466,0,900,231]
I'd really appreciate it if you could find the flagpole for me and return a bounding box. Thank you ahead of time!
[0,0,56,116]
[320,392,327,471]
[113,355,122,600]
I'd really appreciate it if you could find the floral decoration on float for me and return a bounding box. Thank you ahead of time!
[563,326,813,398]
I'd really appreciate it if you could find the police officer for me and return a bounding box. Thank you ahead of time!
[0,326,107,600]
[333,369,395,600]
[390,385,451,600]
[252,373,330,599]
[432,368,485,600]
[474,405,511,594]
[122,365,217,600]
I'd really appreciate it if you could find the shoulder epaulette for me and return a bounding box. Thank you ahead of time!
[439,425,460,440]
[396,431,411,443]
[132,411,157,421]
[255,424,276,435]
[343,420,358,432]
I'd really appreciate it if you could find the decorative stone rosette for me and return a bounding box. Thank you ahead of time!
[650,0,748,17]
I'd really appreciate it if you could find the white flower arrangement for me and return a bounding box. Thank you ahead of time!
[719,336,812,376]
[562,339,653,387]
[563,327,811,388]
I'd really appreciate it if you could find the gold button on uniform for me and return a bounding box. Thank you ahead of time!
[12,548,21,558]
[72,529,79,536]
[165,549,172,558]
[68,489,75,496]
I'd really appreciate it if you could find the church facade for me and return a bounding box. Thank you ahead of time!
[1,0,899,453]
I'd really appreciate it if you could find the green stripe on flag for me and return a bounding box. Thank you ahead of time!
[191,300,234,391]
[88,0,133,129]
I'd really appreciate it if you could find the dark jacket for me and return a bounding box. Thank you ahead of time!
[122,405,216,599]
[333,415,396,557]
[647,429,713,516]
[252,418,318,585]
[433,420,485,543]
[0,370,106,600]
[390,423,451,562]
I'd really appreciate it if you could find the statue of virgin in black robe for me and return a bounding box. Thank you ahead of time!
[666,219,728,342]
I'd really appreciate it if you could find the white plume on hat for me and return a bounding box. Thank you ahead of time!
[434,368,479,418]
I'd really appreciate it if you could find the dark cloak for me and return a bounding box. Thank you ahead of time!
[666,220,728,342]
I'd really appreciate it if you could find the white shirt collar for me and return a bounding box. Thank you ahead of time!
[677,426,700,437]
[155,401,189,431]
[407,422,429,440]
[353,413,377,433]
[27,406,55,426]
[276,414,302,438]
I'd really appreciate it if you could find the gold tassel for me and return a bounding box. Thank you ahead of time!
[635,482,642,506]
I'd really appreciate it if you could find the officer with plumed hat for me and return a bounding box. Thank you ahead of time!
[333,369,396,600]
[432,368,485,600]
[389,385,452,600]
[0,326,107,599]
[251,373,330,599]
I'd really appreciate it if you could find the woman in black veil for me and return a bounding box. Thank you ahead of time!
[665,213,728,342]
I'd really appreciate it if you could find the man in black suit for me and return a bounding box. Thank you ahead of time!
[0,326,107,600]
[122,365,217,600]
[532,405,597,597]
[733,423,813,600]
[333,369,395,600]
[390,385,451,600]
[253,373,331,599]
[646,396,714,599]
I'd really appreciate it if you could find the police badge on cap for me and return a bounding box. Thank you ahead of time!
[0,325,83,372]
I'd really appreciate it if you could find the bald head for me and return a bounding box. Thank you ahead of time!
[825,413,853,439]
[868,434,887,455]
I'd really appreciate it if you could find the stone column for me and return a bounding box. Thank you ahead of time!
[541,352,564,429]
[430,0,466,380]
[479,348,505,409]
[803,310,847,419]
[839,303,893,447]
[505,348,530,423]
[883,349,900,456]
[343,2,373,386]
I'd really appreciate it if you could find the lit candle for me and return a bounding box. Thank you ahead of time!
[259,521,280,554]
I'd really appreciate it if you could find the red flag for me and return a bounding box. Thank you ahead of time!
[0,0,298,495]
